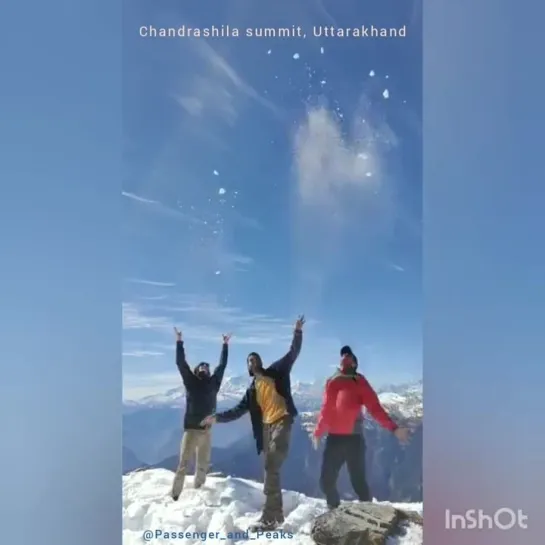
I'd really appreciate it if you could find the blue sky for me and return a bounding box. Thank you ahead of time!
[122,0,422,399]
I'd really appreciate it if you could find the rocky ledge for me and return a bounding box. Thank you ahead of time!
[311,502,423,545]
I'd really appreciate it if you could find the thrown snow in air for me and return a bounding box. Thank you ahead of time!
[123,470,424,545]
[267,50,272,55]
[218,188,226,195]
[213,170,219,176]
[293,53,300,59]
[369,70,375,77]
[320,47,324,54]
[383,89,390,99]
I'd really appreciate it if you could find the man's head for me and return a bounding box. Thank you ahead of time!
[247,352,264,376]
[340,345,358,373]
[194,362,211,379]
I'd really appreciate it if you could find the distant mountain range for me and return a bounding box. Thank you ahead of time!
[124,375,326,411]
[123,376,422,502]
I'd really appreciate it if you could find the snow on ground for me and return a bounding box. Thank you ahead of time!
[124,469,422,545]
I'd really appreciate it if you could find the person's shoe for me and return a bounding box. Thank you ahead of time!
[248,520,278,532]
[248,515,284,532]
[171,474,184,501]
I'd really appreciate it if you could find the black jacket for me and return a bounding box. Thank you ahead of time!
[215,330,302,454]
[176,341,228,430]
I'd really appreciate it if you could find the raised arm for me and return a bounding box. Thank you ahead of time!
[314,379,338,438]
[174,328,195,388]
[212,334,230,389]
[268,315,305,374]
[215,389,250,423]
[357,374,398,432]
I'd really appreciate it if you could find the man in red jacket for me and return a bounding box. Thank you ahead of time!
[313,346,410,510]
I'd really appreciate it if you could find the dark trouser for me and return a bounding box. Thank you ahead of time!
[261,415,292,522]
[319,434,370,508]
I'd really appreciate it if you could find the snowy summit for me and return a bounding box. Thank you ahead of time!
[123,469,423,544]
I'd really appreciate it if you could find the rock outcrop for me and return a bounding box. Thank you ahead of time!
[311,502,422,545]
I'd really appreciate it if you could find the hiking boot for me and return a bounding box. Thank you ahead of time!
[248,515,284,533]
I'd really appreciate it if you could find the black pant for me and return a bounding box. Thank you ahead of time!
[319,434,370,508]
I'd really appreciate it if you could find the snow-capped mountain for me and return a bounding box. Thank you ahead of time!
[124,375,422,414]
[123,378,422,467]
[148,378,423,502]
[123,469,423,545]
[128,376,250,408]
[124,375,327,411]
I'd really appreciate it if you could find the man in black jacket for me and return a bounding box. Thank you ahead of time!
[202,315,305,531]
[171,327,230,500]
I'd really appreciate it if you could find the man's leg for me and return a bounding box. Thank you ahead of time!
[345,434,371,502]
[261,416,292,525]
[171,430,197,500]
[319,434,348,509]
[194,428,212,488]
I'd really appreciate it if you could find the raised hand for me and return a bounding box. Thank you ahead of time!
[295,314,306,331]
[222,333,232,344]
[174,327,182,341]
[394,427,410,445]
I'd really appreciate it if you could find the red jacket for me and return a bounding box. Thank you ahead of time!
[314,371,397,437]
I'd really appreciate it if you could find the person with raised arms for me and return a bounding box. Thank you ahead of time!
[170,328,231,500]
[201,315,305,532]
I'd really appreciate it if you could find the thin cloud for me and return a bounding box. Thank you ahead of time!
[391,264,406,272]
[122,191,158,205]
[122,350,165,358]
[176,95,203,117]
[192,38,281,116]
[122,302,172,331]
[313,0,339,27]
[175,75,237,125]
[126,279,176,287]
[123,190,204,225]
[174,38,281,126]
[220,252,255,272]
[123,295,298,346]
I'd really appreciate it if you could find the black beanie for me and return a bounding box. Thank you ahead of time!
[340,345,358,368]
[193,362,210,375]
